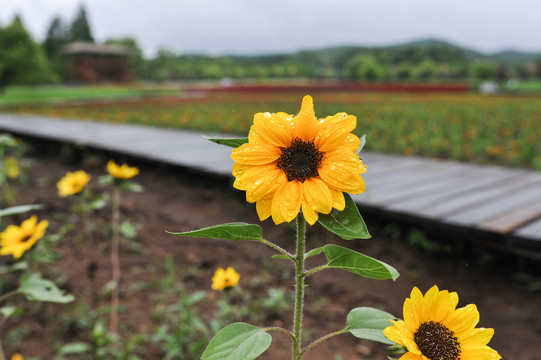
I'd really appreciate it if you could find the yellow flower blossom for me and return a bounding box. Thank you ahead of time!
[384,285,501,360]
[57,170,91,197]
[11,354,24,360]
[231,95,366,225]
[106,160,139,179]
[0,216,49,259]
[5,156,21,180]
[211,267,240,290]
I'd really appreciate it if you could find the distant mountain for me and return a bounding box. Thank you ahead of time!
[227,39,539,67]
[490,50,541,65]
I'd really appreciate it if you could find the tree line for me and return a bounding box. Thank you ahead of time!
[1,5,541,86]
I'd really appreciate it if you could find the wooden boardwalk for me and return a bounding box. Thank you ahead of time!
[1,114,540,253]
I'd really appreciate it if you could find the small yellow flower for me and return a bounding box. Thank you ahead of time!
[384,285,501,360]
[11,354,24,360]
[106,160,139,179]
[5,156,21,180]
[0,216,49,259]
[57,170,91,197]
[211,267,240,290]
[231,95,366,225]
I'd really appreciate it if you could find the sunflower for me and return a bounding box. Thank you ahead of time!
[106,160,139,179]
[0,216,49,259]
[231,95,366,225]
[57,170,91,197]
[383,285,501,360]
[211,267,240,290]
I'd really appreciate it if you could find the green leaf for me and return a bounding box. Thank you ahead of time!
[18,273,74,303]
[0,306,20,319]
[318,193,370,240]
[304,246,325,259]
[358,134,367,154]
[322,245,399,280]
[0,204,43,218]
[120,220,137,239]
[56,342,92,355]
[167,222,263,242]
[206,137,249,148]
[201,322,272,360]
[118,180,143,192]
[346,307,396,344]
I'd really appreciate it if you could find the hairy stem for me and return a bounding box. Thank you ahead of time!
[110,187,121,335]
[292,214,306,360]
[301,329,349,357]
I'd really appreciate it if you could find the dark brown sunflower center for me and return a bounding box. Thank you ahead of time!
[19,234,32,243]
[276,137,323,182]
[414,321,461,360]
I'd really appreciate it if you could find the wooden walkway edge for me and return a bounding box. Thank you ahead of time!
[1,114,540,254]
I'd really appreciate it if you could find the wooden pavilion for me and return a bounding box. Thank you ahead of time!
[63,41,134,83]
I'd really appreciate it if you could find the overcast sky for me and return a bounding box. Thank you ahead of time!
[2,0,540,57]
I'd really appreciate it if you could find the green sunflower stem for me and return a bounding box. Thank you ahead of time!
[0,338,5,360]
[110,186,121,335]
[292,213,306,360]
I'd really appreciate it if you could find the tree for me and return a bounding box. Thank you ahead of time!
[470,60,498,80]
[0,15,57,86]
[344,54,386,80]
[69,5,94,42]
[105,37,143,78]
[43,16,69,77]
[412,59,439,79]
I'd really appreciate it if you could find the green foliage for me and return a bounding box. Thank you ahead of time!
[207,137,249,148]
[346,307,396,344]
[322,245,399,280]
[151,290,212,359]
[18,273,74,303]
[318,193,371,240]
[470,60,498,79]
[344,54,387,80]
[201,323,272,360]
[169,222,263,242]
[69,5,94,42]
[0,16,57,85]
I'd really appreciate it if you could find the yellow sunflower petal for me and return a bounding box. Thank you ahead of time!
[460,344,501,360]
[252,112,293,147]
[459,328,494,347]
[231,143,281,165]
[256,197,273,221]
[423,285,457,323]
[232,163,285,202]
[445,304,480,334]
[319,151,365,193]
[301,200,318,225]
[302,178,333,215]
[271,181,302,224]
[293,95,319,141]
[404,287,425,332]
[314,113,357,152]
[329,187,346,211]
[399,352,424,360]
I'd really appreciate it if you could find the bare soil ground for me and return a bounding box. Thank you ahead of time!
[1,143,540,359]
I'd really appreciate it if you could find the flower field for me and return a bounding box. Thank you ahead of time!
[5,90,541,170]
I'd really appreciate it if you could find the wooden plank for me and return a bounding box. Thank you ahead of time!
[479,200,541,233]
[360,167,471,205]
[512,217,541,241]
[386,170,521,214]
[413,173,541,218]
[443,180,541,226]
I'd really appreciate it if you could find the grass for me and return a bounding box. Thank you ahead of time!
[1,86,540,170]
[0,84,181,106]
